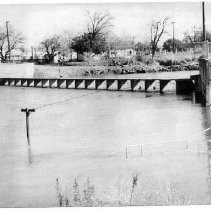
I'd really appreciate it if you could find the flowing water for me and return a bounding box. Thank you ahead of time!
[0,85,211,207]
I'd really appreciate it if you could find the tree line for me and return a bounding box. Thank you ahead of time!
[0,12,210,63]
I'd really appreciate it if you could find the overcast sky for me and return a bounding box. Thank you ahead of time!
[0,2,210,47]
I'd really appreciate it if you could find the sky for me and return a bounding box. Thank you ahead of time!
[0,2,210,48]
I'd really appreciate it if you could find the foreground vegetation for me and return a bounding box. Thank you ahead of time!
[55,173,192,207]
[34,50,200,78]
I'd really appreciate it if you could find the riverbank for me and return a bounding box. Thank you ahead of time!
[33,61,199,78]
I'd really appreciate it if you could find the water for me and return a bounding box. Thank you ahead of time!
[0,86,211,206]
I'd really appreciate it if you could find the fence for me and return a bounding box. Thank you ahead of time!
[125,141,189,159]
[107,126,211,159]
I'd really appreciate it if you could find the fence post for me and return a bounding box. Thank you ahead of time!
[140,145,143,156]
[198,58,210,106]
[126,146,128,159]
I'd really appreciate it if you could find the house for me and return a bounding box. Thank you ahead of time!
[109,48,136,59]
[0,49,31,62]
[54,51,77,63]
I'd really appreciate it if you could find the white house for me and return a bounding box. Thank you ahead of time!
[54,51,78,63]
[109,48,136,58]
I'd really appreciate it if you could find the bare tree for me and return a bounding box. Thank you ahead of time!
[87,11,112,36]
[150,17,169,58]
[40,35,61,63]
[0,26,24,62]
[86,10,113,54]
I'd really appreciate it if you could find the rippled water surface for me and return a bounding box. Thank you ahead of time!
[0,86,211,207]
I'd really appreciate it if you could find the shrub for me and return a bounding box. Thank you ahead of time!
[55,175,192,207]
[158,59,173,66]
[113,66,123,74]
[56,177,95,207]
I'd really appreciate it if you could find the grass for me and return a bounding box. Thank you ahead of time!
[56,177,95,207]
[34,65,115,78]
[129,172,138,205]
[55,173,192,207]
[136,49,202,67]
[153,50,201,66]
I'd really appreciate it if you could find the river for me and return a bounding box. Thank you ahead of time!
[0,85,211,207]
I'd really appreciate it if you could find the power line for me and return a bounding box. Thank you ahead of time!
[20,91,99,147]
[108,126,211,158]
[34,91,99,110]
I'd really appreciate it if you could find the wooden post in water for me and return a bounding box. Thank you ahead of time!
[126,146,128,159]
[21,108,35,145]
[140,145,143,156]
[198,58,211,106]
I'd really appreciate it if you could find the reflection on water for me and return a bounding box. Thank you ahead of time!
[0,86,211,207]
[207,145,211,199]
[201,107,211,200]
[27,146,33,165]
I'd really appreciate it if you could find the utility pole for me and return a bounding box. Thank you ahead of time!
[6,21,11,61]
[151,24,154,59]
[108,42,111,58]
[151,24,154,44]
[202,2,206,41]
[132,36,135,59]
[31,46,34,61]
[105,40,111,58]
[21,108,35,146]
[171,21,176,53]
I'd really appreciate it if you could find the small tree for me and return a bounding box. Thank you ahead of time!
[40,35,61,63]
[163,38,186,52]
[0,26,24,62]
[71,11,112,60]
[71,32,107,60]
[135,41,151,61]
[150,17,169,58]
[71,34,89,60]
